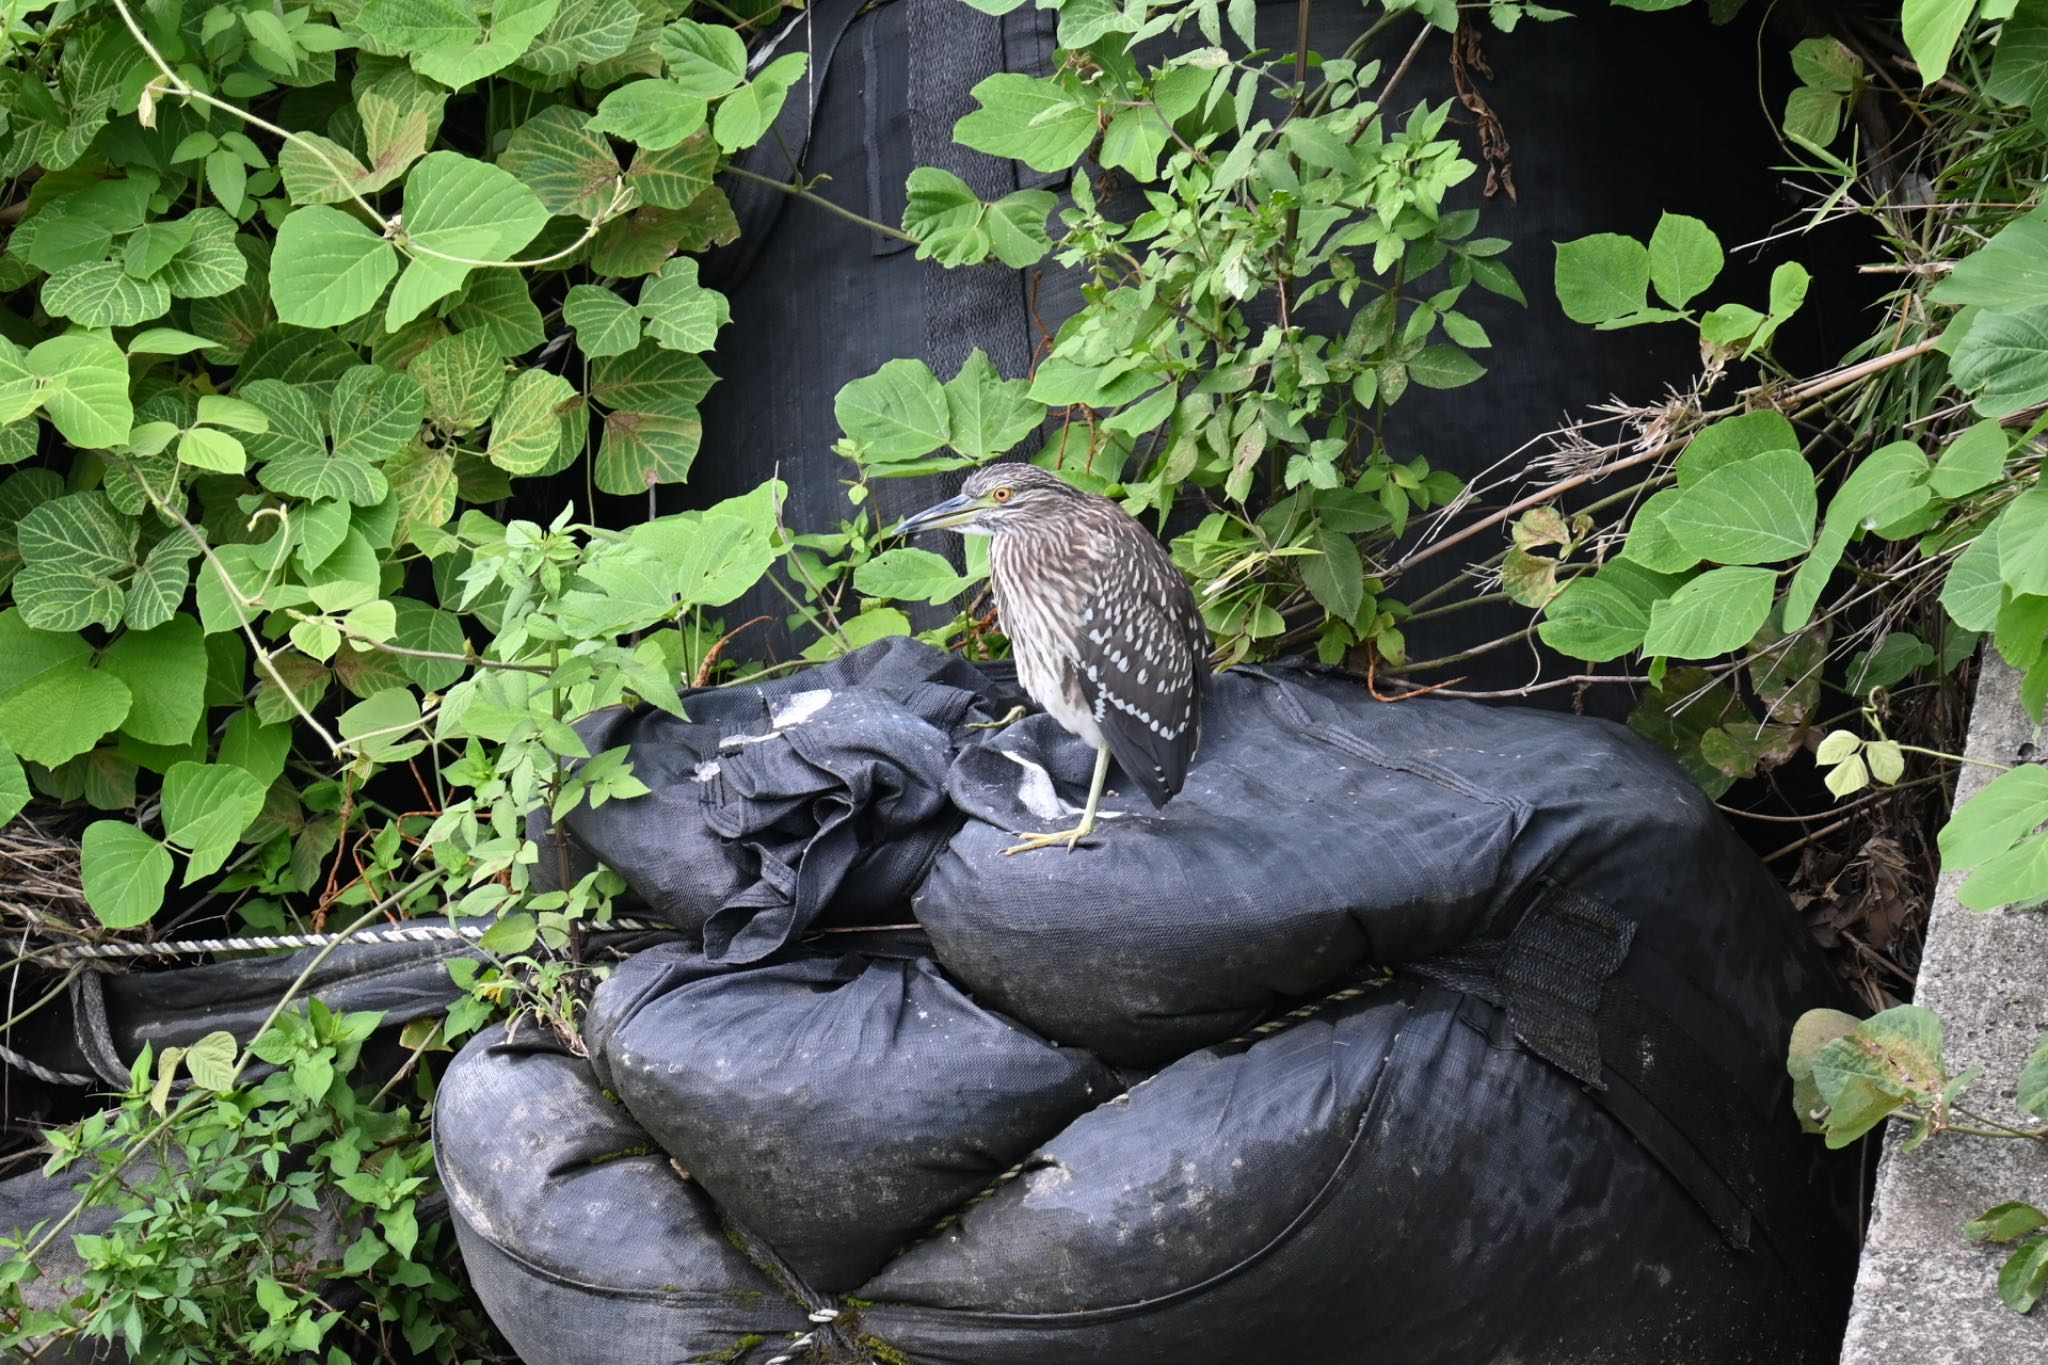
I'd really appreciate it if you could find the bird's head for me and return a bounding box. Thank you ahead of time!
[892,464,1081,538]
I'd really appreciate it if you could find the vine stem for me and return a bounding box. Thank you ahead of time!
[721,163,917,243]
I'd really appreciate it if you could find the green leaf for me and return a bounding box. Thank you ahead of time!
[1990,2,2048,107]
[655,18,748,97]
[1931,210,2048,310]
[1664,450,1817,565]
[195,394,270,434]
[42,260,171,327]
[162,761,266,882]
[245,380,391,506]
[1647,212,1723,308]
[353,0,478,49]
[1641,565,1776,659]
[1787,1007,1861,1133]
[183,1031,239,1092]
[1791,35,1862,93]
[595,411,700,494]
[500,106,622,219]
[393,598,467,691]
[449,272,547,357]
[836,359,951,461]
[986,189,1057,268]
[591,343,715,416]
[157,210,248,299]
[219,709,292,787]
[854,547,971,605]
[388,152,549,330]
[272,206,398,328]
[713,53,807,153]
[1998,487,2048,596]
[564,285,642,358]
[330,364,428,466]
[15,491,135,632]
[519,0,638,75]
[954,73,1098,173]
[1900,0,1975,86]
[942,349,1044,461]
[277,132,373,206]
[0,341,40,426]
[339,688,427,763]
[488,370,576,474]
[357,65,447,193]
[626,133,720,211]
[80,820,172,928]
[1997,1236,2048,1315]
[1617,488,1698,573]
[1784,440,1932,629]
[1845,633,1936,695]
[1538,559,1682,661]
[26,334,132,448]
[638,257,729,351]
[412,0,560,86]
[1299,524,1365,623]
[588,79,707,151]
[101,618,208,746]
[1553,233,1650,324]
[0,609,132,766]
[479,911,539,954]
[414,331,507,436]
[631,485,779,609]
[1931,418,2009,498]
[0,743,27,828]
[1950,304,2048,418]
[1406,345,1487,390]
[903,168,991,265]
[1810,1004,1944,1146]
[2021,1035,2048,1119]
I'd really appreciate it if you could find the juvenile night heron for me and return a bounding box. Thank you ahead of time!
[894,464,1210,855]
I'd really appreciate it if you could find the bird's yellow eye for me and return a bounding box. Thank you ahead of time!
[992,487,1013,503]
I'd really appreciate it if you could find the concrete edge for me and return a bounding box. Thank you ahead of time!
[1838,656,2048,1362]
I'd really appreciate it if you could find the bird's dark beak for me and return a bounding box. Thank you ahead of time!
[892,493,983,537]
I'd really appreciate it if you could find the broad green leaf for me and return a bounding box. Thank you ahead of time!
[1784,441,1932,629]
[1298,523,1365,623]
[1787,1007,1862,1133]
[630,484,780,608]
[392,598,467,691]
[330,364,427,465]
[903,167,989,265]
[162,761,266,882]
[0,743,26,828]
[414,330,507,435]
[519,0,640,77]
[1845,632,1936,695]
[389,152,549,330]
[15,491,135,632]
[195,394,270,434]
[563,284,642,358]
[244,379,391,505]
[1782,86,1845,146]
[1990,2,2048,108]
[1998,486,2048,596]
[1618,488,1699,573]
[1538,559,1683,661]
[218,709,292,787]
[1811,1005,1943,1146]
[2022,1035,2048,1119]
[1641,565,1776,659]
[1664,450,1817,564]
[1100,106,1170,181]
[411,0,560,87]
[638,257,729,351]
[339,687,427,762]
[43,261,171,327]
[1647,212,1723,308]
[591,343,715,416]
[101,618,208,746]
[985,188,1057,268]
[178,426,247,474]
[1930,210,2048,310]
[353,0,477,48]
[1931,418,2009,498]
[1553,233,1649,324]
[712,53,807,153]
[0,616,131,768]
[183,1031,240,1092]
[595,411,700,494]
[26,334,132,448]
[1791,35,1862,92]
[1676,410,1799,485]
[448,272,547,357]
[942,349,1045,461]
[626,133,719,210]
[854,547,970,605]
[954,72,1097,172]
[156,210,248,299]
[0,340,39,425]
[1900,0,1975,87]
[80,820,173,928]
[1941,763,2048,869]
[357,64,447,193]
[654,18,748,97]
[1996,1235,2048,1315]
[272,206,399,327]
[1949,304,2048,418]
[588,79,707,151]
[1407,345,1486,389]
[277,132,372,206]
[1968,1202,2048,1245]
[488,370,576,474]
[836,359,950,461]
[500,106,621,218]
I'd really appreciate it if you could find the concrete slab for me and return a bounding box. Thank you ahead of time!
[1839,656,2048,1363]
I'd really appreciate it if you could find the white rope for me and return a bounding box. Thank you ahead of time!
[47,917,669,962]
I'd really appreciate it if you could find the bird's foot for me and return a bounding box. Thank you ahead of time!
[1001,823,1096,856]
[968,704,1028,732]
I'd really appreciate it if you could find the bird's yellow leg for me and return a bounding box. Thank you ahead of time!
[1003,744,1111,856]
[967,704,1028,731]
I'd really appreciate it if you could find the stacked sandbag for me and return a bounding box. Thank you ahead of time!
[442,638,1858,1365]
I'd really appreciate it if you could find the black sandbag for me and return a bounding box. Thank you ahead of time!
[581,942,1119,1292]
[437,975,1850,1365]
[917,659,1816,1067]
[534,637,1021,959]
